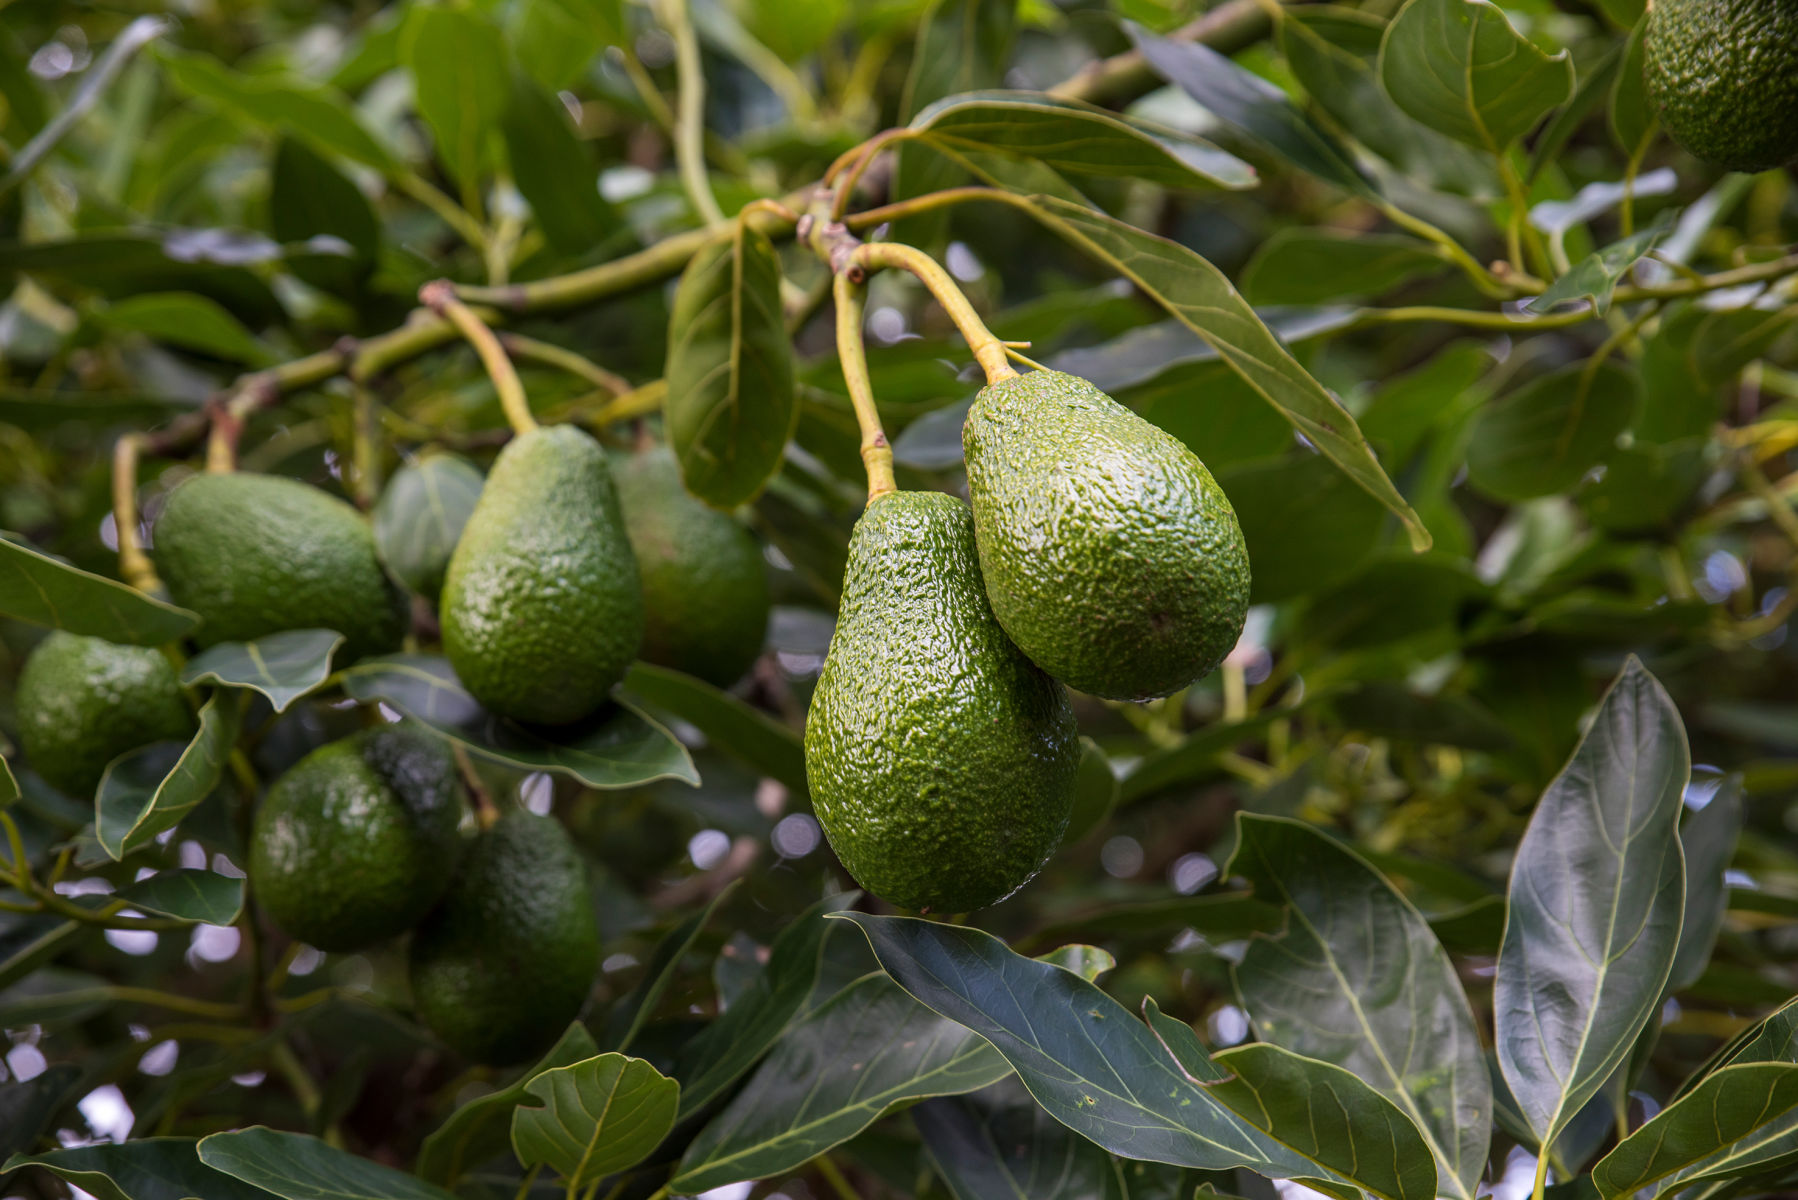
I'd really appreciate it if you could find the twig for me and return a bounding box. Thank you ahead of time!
[655,0,725,225]
[850,241,1017,384]
[832,272,895,500]
[111,433,159,592]
[499,334,632,397]
[421,281,537,435]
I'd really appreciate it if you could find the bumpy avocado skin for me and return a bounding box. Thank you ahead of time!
[614,446,770,687]
[440,425,644,725]
[249,727,464,952]
[154,473,408,661]
[407,810,600,1065]
[963,370,1251,702]
[1646,0,1798,172]
[14,632,195,798]
[804,491,1079,914]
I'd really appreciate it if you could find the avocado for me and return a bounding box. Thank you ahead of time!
[14,632,195,798]
[804,490,1079,914]
[154,472,408,661]
[249,726,464,952]
[440,426,643,725]
[1646,0,1798,172]
[614,446,769,687]
[963,370,1251,702]
[407,809,600,1064]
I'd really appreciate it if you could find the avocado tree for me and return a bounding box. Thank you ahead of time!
[0,1,1795,1198]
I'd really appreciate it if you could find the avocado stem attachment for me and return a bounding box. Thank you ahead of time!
[833,271,897,501]
[420,280,538,436]
[111,433,161,594]
[848,242,1019,385]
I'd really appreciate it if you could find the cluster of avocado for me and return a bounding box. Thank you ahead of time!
[805,369,1250,915]
[1645,0,1797,172]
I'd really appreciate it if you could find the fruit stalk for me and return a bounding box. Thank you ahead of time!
[420,280,538,435]
[849,241,1017,385]
[831,271,896,500]
[110,433,159,594]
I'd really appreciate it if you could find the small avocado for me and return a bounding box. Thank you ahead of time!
[249,726,464,953]
[804,490,1079,914]
[1646,0,1798,172]
[963,370,1251,702]
[14,632,195,798]
[407,809,600,1065]
[440,425,643,725]
[154,472,408,661]
[614,446,769,687]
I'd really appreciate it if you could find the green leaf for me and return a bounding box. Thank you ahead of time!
[674,892,857,1117]
[1226,814,1491,1200]
[119,868,244,925]
[0,535,198,645]
[1591,1062,1798,1198]
[664,223,797,508]
[1526,220,1673,315]
[916,1078,1130,1200]
[0,919,81,991]
[1033,892,1284,949]
[1610,19,1657,155]
[1061,738,1119,847]
[201,1126,457,1199]
[416,1022,600,1187]
[1495,657,1689,1148]
[269,136,380,294]
[603,882,736,1052]
[1296,553,1482,651]
[508,0,627,93]
[371,453,484,599]
[510,1054,679,1188]
[671,973,1009,1192]
[179,629,344,714]
[339,654,697,790]
[1466,362,1641,502]
[95,692,241,861]
[1377,0,1573,151]
[399,5,509,187]
[6,1137,273,1200]
[97,292,273,365]
[0,1063,79,1164]
[623,663,804,795]
[1241,230,1444,305]
[907,91,1254,191]
[0,233,281,321]
[1671,777,1743,992]
[1017,195,1427,549]
[502,74,621,256]
[1118,712,1292,803]
[1217,455,1389,602]
[1125,23,1371,196]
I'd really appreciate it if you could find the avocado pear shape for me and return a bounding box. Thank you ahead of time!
[1645,0,1798,172]
[804,490,1079,914]
[440,425,644,725]
[154,472,408,661]
[963,370,1250,702]
[249,726,465,952]
[14,631,195,799]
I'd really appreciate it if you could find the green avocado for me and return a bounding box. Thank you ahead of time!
[249,726,464,953]
[963,370,1251,702]
[154,472,408,661]
[407,809,600,1065]
[14,632,195,799]
[614,446,770,687]
[440,425,643,725]
[1646,0,1798,172]
[804,490,1079,914]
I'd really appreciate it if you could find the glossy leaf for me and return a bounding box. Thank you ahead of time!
[0,536,198,645]
[340,654,697,790]
[1525,220,1673,315]
[1377,0,1574,151]
[664,223,796,507]
[1670,777,1742,992]
[1019,195,1427,549]
[95,692,240,861]
[510,1054,679,1188]
[7,1137,273,1200]
[916,1078,1130,1200]
[1495,657,1688,1148]
[670,973,1009,1193]
[1591,1063,1798,1198]
[399,5,508,187]
[502,74,620,256]
[371,453,483,599]
[603,882,736,1052]
[119,869,244,925]
[157,45,396,169]
[1241,230,1444,305]
[201,1126,456,1199]
[623,663,805,795]
[1227,815,1490,1199]
[1466,362,1641,502]
[179,629,344,714]
[97,292,273,364]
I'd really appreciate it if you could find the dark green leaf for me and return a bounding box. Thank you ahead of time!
[399,5,508,187]
[96,692,240,861]
[1296,553,1481,651]
[603,882,737,1052]
[1526,220,1673,315]
[1466,362,1641,502]
[664,223,797,507]
[502,75,621,256]
[119,869,244,925]
[1226,815,1490,1200]
[0,1063,78,1163]
[1692,304,1798,384]
[1495,657,1688,1148]
[1377,0,1574,151]
[1033,892,1283,947]
[97,292,273,365]
[1591,1063,1798,1198]
[200,1126,457,1199]
[1241,230,1443,305]
[623,663,805,795]
[158,46,396,170]
[0,536,198,645]
[1061,738,1118,847]
[179,629,344,714]
[0,233,282,323]
[508,0,627,92]
[510,1054,679,1187]
[7,1138,273,1200]
[1671,777,1743,991]
[1218,455,1388,602]
[269,136,380,294]
[1609,19,1656,154]
[371,454,484,599]
[0,919,82,991]
[916,1078,1129,1200]
[339,654,697,790]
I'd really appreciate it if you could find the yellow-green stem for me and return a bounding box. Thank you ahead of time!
[500,333,631,397]
[850,241,1016,384]
[832,271,896,501]
[656,0,725,226]
[111,433,159,592]
[351,383,380,509]
[815,1155,863,1200]
[422,281,538,436]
